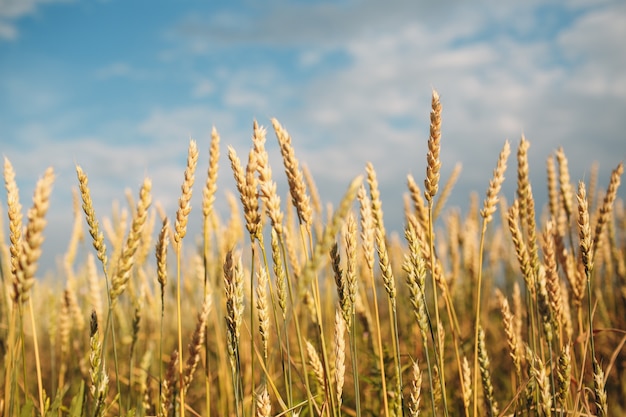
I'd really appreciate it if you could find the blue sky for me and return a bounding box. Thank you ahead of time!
[1,0,625,273]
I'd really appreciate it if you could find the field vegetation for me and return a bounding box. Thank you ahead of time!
[1,91,625,416]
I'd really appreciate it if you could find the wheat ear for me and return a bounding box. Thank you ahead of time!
[76,165,108,266]
[556,147,574,221]
[477,326,498,417]
[408,360,423,417]
[334,309,346,412]
[592,162,623,256]
[272,117,313,228]
[183,292,212,390]
[256,386,271,417]
[203,126,220,220]
[3,157,23,286]
[228,145,261,240]
[424,89,442,202]
[256,266,270,363]
[547,155,559,220]
[15,167,55,303]
[110,177,152,302]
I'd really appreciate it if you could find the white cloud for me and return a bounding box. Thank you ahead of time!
[557,4,626,97]
[192,78,214,98]
[0,20,17,39]
[94,62,156,81]
[0,0,74,40]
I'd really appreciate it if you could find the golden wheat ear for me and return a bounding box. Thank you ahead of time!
[424,89,442,203]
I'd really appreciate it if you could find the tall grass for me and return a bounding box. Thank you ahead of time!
[1,92,625,417]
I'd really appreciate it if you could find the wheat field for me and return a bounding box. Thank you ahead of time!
[1,91,625,417]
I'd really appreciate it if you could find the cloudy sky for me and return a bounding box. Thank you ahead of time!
[1,0,625,273]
